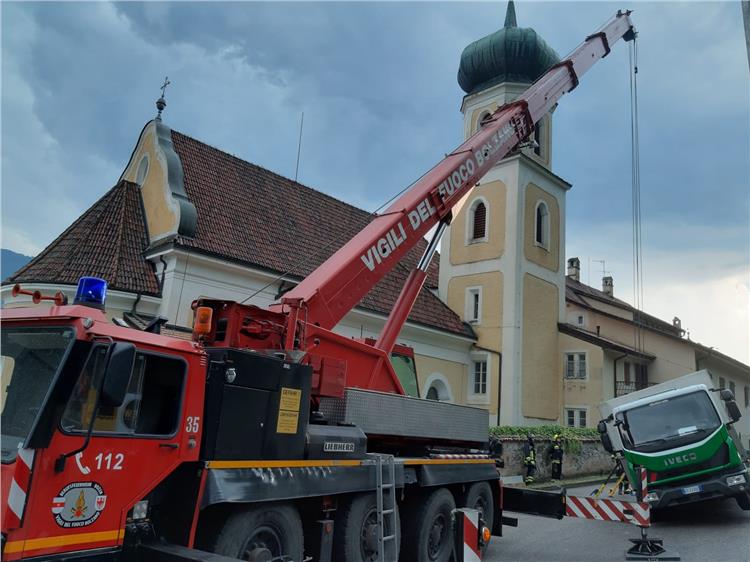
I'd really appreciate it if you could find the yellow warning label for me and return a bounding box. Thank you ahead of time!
[276,410,299,434]
[279,387,302,412]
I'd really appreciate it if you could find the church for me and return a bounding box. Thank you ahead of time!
[5,2,749,440]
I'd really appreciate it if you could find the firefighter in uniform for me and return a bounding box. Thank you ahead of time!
[550,433,563,481]
[523,434,536,485]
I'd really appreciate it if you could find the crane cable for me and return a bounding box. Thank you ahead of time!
[629,36,645,353]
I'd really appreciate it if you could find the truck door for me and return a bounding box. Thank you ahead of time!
[13,344,196,560]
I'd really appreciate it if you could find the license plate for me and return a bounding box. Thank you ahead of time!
[681,485,703,495]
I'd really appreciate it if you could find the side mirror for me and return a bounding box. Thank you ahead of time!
[100,343,135,407]
[720,389,735,401]
[726,400,742,424]
[597,420,614,453]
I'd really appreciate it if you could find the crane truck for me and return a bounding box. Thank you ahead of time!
[1,10,636,562]
[597,371,750,512]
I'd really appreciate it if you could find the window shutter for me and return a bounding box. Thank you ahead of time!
[472,202,487,240]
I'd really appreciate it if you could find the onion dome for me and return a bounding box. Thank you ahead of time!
[458,1,560,95]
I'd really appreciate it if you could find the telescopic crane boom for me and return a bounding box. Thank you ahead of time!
[269,11,635,395]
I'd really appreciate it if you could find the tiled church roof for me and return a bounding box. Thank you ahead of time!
[168,130,468,336]
[7,181,159,295]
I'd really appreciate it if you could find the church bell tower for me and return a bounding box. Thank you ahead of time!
[439,1,571,426]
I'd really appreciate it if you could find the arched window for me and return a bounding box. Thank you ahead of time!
[535,201,549,249]
[469,199,487,242]
[423,373,453,402]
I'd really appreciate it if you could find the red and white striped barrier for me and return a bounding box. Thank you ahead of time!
[5,448,36,528]
[453,507,491,562]
[639,467,648,500]
[566,495,650,527]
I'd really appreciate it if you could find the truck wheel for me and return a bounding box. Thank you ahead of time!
[333,493,400,562]
[212,503,304,561]
[401,487,455,562]
[736,491,750,511]
[461,481,494,542]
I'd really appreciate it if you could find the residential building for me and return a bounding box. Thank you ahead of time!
[560,258,750,447]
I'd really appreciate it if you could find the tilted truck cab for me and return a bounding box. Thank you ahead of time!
[598,371,750,511]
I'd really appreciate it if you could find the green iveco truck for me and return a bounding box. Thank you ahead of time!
[598,370,750,511]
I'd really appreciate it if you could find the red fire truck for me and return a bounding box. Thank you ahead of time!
[1,10,635,562]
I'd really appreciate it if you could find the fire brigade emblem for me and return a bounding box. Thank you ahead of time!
[52,482,106,528]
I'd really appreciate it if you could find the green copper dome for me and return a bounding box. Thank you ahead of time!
[458,1,561,94]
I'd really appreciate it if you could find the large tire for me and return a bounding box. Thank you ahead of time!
[401,487,455,562]
[461,481,495,544]
[333,493,400,562]
[212,503,304,561]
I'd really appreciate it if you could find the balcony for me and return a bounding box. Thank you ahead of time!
[615,380,653,397]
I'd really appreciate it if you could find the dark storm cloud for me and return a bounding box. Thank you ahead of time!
[1,2,748,360]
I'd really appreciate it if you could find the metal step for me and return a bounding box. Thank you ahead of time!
[371,453,398,562]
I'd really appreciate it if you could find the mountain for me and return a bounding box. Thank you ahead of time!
[1,249,33,281]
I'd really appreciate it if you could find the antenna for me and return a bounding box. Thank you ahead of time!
[294,112,304,182]
[592,259,610,280]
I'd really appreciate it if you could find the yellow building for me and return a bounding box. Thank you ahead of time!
[439,1,569,425]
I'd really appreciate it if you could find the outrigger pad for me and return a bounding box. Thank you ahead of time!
[625,537,680,561]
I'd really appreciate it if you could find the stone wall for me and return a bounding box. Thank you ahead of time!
[498,438,612,481]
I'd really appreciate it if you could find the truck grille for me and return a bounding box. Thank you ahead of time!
[653,443,729,485]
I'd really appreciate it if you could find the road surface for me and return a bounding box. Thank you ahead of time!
[484,484,750,562]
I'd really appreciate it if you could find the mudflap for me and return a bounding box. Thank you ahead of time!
[135,542,241,562]
[502,486,566,519]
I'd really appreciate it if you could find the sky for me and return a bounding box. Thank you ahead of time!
[1,1,748,363]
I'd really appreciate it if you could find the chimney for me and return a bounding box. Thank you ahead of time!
[567,257,580,281]
[602,276,613,296]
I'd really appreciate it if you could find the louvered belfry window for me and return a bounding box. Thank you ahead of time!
[472,202,487,240]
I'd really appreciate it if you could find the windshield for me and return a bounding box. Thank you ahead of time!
[1,326,75,462]
[619,390,721,451]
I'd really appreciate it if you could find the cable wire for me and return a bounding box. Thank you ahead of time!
[629,37,645,353]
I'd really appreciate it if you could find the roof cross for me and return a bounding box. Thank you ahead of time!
[155,76,170,121]
[160,76,171,98]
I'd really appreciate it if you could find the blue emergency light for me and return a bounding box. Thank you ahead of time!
[73,277,108,309]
